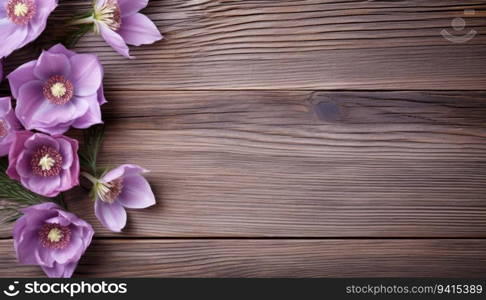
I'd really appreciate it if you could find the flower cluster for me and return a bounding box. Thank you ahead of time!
[0,0,160,277]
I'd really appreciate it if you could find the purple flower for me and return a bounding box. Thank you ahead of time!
[13,202,94,278]
[92,0,162,58]
[0,0,58,59]
[7,44,105,135]
[0,97,21,156]
[7,131,80,197]
[86,164,155,232]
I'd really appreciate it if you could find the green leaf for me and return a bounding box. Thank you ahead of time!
[63,23,93,49]
[0,158,66,222]
[79,124,105,177]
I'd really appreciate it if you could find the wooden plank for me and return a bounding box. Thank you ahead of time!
[3,91,485,238]
[3,0,486,90]
[0,239,485,277]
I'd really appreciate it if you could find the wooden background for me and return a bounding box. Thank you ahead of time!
[1,0,486,277]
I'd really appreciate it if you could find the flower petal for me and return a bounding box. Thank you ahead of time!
[97,84,108,105]
[41,261,78,278]
[69,54,103,96]
[0,5,6,18]
[35,246,56,267]
[95,200,127,232]
[27,95,90,134]
[33,51,71,80]
[25,0,58,47]
[15,80,45,129]
[30,101,76,127]
[21,202,60,214]
[52,236,83,264]
[72,95,103,129]
[7,61,37,98]
[24,175,62,197]
[0,96,21,152]
[57,138,73,169]
[0,96,11,115]
[15,150,34,178]
[0,21,28,58]
[118,175,156,209]
[102,164,148,183]
[46,43,75,58]
[56,135,79,189]
[44,216,70,227]
[118,0,149,17]
[15,229,42,265]
[24,133,60,151]
[118,13,162,46]
[7,131,34,180]
[98,23,133,59]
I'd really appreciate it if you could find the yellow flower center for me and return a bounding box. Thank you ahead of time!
[94,0,122,32]
[6,0,37,25]
[47,228,63,243]
[14,3,28,16]
[38,155,56,171]
[94,178,124,204]
[50,82,67,98]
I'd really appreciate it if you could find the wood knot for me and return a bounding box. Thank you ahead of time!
[312,96,343,122]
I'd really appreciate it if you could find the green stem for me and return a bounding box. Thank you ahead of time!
[80,172,103,202]
[81,172,99,185]
[79,124,105,177]
[67,15,95,26]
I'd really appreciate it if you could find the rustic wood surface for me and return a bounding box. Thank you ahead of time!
[4,0,486,90]
[1,239,486,277]
[1,0,486,277]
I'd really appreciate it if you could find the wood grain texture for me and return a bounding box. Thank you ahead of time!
[1,1,486,278]
[2,0,486,90]
[1,239,485,277]
[4,91,485,238]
